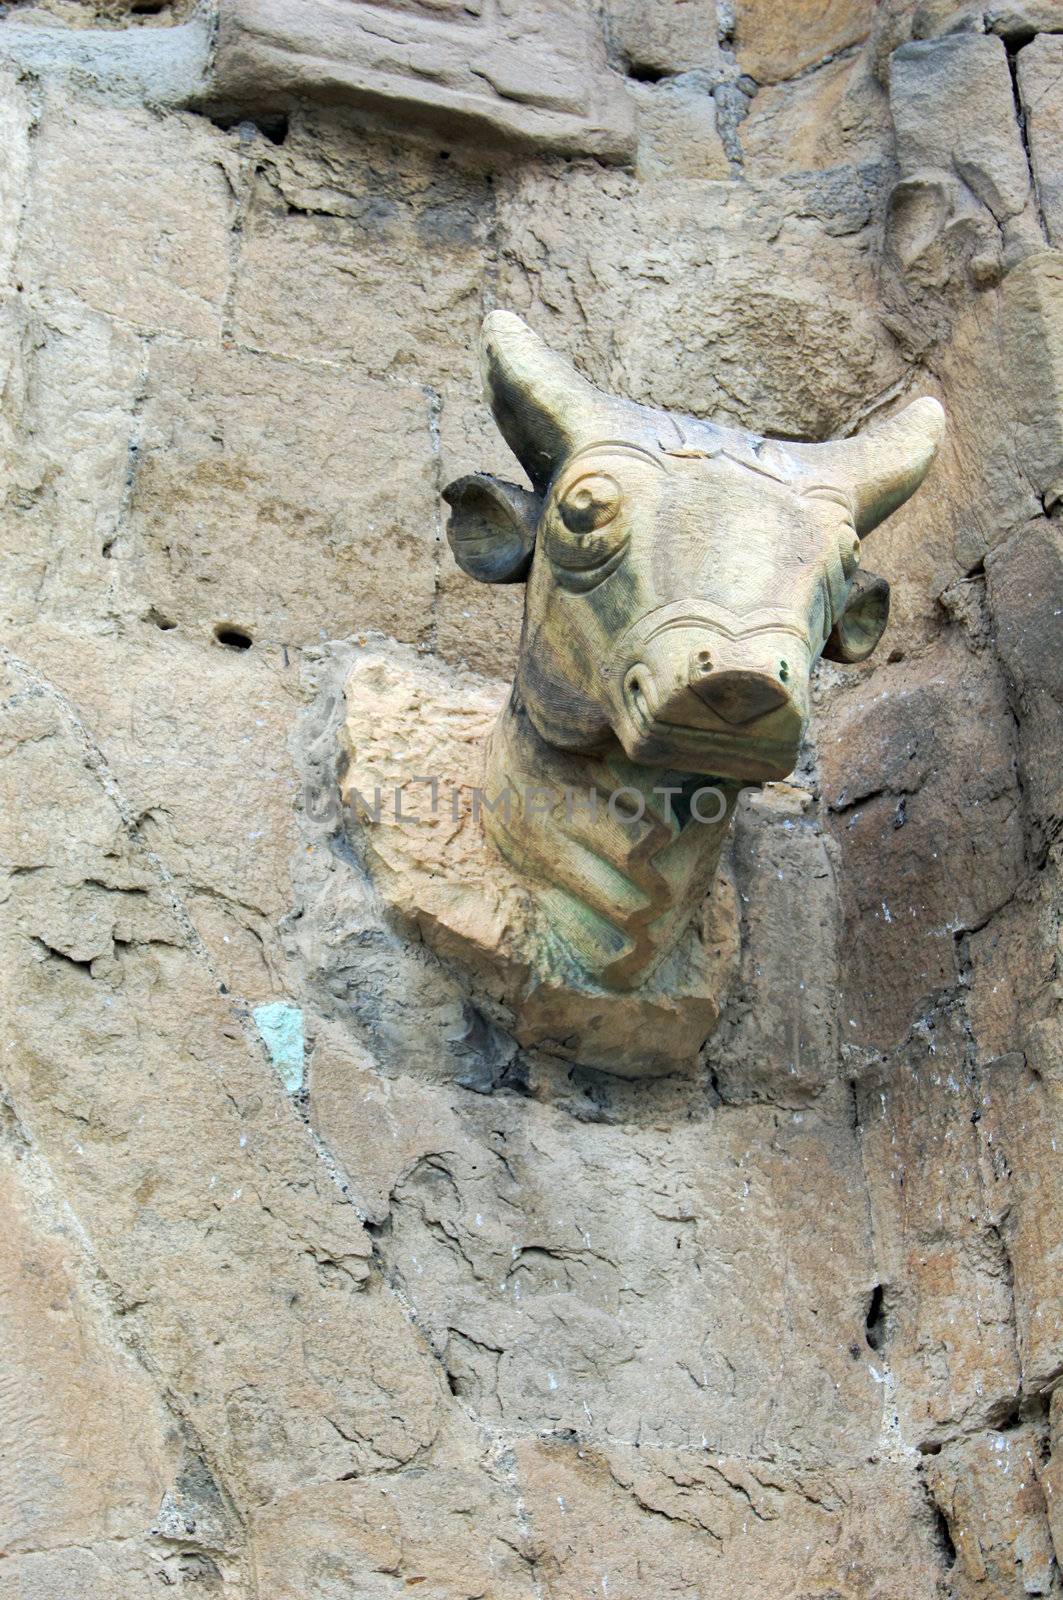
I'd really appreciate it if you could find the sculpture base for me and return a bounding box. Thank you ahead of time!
[339,646,739,1078]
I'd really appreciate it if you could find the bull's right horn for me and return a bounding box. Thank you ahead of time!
[480,311,605,492]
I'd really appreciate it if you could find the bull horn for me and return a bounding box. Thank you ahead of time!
[792,396,946,535]
[480,311,604,491]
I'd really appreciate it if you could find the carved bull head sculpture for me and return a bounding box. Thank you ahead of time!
[443,312,944,992]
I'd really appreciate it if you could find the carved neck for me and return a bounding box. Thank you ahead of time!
[481,694,740,992]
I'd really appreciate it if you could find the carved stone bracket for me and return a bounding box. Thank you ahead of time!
[340,646,739,1077]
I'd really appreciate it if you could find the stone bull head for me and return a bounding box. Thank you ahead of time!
[442,312,944,991]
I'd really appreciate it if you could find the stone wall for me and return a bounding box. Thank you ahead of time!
[0,1,1061,1595]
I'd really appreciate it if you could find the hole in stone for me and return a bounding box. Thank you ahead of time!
[131,1,166,11]
[626,61,672,83]
[146,607,177,631]
[932,1504,957,1567]
[257,115,290,146]
[208,113,289,146]
[214,624,253,651]
[865,1283,887,1352]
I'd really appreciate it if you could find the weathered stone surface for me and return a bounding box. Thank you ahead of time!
[3,0,196,23]
[117,344,438,650]
[495,163,904,440]
[604,0,721,77]
[986,516,1063,845]
[631,74,731,181]
[0,1113,180,1562]
[21,92,232,341]
[740,52,891,174]
[854,1009,1023,1445]
[886,32,1039,293]
[733,0,877,84]
[208,0,635,163]
[926,1427,1061,1596]
[516,1438,943,1597]
[231,121,493,393]
[1019,34,1063,248]
[987,0,1063,37]
[2,6,1061,1594]
[818,632,1025,1046]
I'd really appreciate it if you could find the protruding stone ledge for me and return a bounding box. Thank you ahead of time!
[208,0,636,163]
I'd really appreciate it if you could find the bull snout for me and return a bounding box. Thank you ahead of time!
[615,618,809,781]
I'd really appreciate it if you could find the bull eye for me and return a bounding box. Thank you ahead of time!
[558,473,622,535]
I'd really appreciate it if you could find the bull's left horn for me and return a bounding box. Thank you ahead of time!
[794,396,946,535]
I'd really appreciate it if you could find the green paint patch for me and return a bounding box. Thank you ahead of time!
[252,1002,304,1093]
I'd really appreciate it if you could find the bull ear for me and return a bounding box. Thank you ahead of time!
[480,311,604,491]
[792,397,945,535]
[442,473,541,584]
[823,571,891,663]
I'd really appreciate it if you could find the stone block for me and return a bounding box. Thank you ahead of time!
[20,91,232,340]
[986,516,1063,843]
[818,634,1025,1047]
[925,1428,1060,1594]
[116,344,438,650]
[740,54,891,175]
[232,123,492,393]
[854,1014,1022,1443]
[208,0,635,163]
[495,163,904,440]
[514,1439,942,1595]
[733,0,877,84]
[886,32,1041,292]
[1018,34,1063,248]
[631,74,731,180]
[603,0,721,77]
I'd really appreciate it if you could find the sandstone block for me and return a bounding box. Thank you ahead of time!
[854,1013,1022,1443]
[734,0,877,84]
[886,32,1039,289]
[20,92,232,341]
[116,345,438,650]
[819,634,1025,1046]
[604,0,721,77]
[208,0,635,163]
[631,74,732,180]
[740,54,891,175]
[986,517,1063,844]
[232,123,492,394]
[926,1428,1060,1595]
[495,163,904,440]
[515,1438,942,1596]
[1019,34,1063,248]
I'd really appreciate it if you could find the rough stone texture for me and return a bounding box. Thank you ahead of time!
[733,0,878,83]
[1,0,1062,1593]
[209,0,635,163]
[1019,34,1063,248]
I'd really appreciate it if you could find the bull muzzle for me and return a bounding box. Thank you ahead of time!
[614,606,811,782]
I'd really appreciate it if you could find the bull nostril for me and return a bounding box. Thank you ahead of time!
[696,650,713,675]
[779,659,790,682]
[624,666,650,722]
